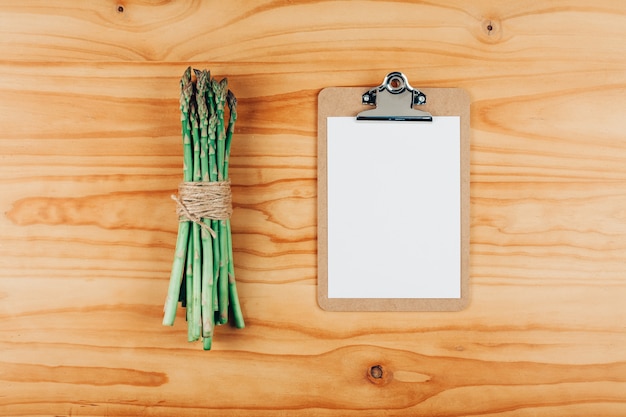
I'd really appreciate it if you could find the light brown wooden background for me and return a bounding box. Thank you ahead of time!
[1,1,625,416]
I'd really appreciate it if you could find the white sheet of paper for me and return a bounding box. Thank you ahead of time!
[327,116,461,299]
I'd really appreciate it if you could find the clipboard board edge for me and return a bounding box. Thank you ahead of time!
[317,86,471,313]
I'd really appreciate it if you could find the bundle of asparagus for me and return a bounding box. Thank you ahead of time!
[162,67,244,350]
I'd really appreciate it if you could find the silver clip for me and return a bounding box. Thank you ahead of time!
[357,72,432,122]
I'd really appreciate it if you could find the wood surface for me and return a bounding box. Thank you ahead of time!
[1,1,626,416]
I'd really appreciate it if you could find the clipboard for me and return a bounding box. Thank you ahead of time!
[317,72,470,312]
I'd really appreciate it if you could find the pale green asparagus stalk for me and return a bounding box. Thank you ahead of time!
[185,230,195,342]
[196,70,215,349]
[224,90,236,178]
[189,98,203,342]
[212,78,230,325]
[214,78,227,182]
[206,85,221,313]
[226,220,244,328]
[225,90,244,328]
[163,67,194,326]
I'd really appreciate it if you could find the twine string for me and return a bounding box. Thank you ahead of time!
[171,180,233,238]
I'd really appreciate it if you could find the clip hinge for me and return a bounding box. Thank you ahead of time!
[357,72,432,122]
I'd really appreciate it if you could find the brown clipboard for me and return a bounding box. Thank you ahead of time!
[317,73,470,312]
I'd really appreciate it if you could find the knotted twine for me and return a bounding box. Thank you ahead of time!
[171,180,232,238]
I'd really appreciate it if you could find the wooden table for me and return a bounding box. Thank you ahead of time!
[1,1,625,415]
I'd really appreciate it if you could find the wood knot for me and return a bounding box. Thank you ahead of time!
[480,18,503,43]
[370,365,383,379]
[367,364,391,385]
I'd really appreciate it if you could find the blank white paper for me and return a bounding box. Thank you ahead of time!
[327,116,461,299]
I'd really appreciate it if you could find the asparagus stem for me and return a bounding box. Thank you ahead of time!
[191,223,202,341]
[224,88,244,327]
[185,231,195,342]
[203,336,213,351]
[213,78,227,181]
[190,98,202,342]
[227,219,245,328]
[181,68,194,182]
[163,67,194,326]
[163,222,189,326]
[197,71,211,182]
[217,220,229,324]
[207,88,221,314]
[224,89,237,178]
[196,71,215,345]
[223,90,244,327]
[201,226,214,342]
[211,79,230,325]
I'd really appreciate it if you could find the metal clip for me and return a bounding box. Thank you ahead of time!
[357,72,432,122]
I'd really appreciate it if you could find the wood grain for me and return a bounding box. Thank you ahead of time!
[1,1,626,416]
